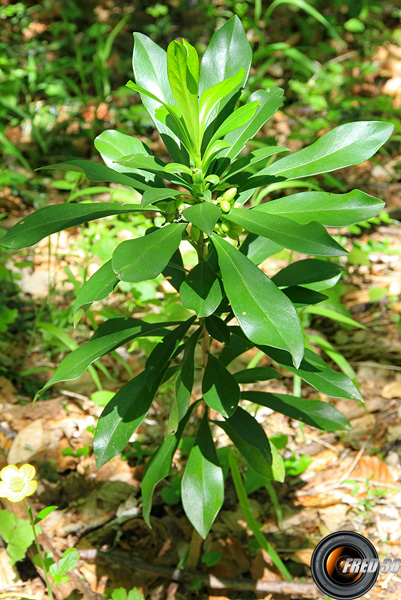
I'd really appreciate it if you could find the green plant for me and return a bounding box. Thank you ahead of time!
[0,464,79,599]
[109,588,145,600]
[1,16,393,557]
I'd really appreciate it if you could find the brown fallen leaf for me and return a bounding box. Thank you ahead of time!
[351,455,398,484]
[382,381,401,399]
[250,548,282,581]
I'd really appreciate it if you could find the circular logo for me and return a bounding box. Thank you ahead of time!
[311,531,379,600]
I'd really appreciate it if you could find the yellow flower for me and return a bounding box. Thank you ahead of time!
[0,464,37,503]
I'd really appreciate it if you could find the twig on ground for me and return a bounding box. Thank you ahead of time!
[79,549,319,597]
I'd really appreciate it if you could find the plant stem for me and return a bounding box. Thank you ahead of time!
[24,499,53,600]
[228,450,292,581]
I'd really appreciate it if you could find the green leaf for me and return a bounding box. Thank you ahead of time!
[145,317,196,390]
[265,0,342,42]
[49,548,80,584]
[112,223,186,282]
[38,160,155,192]
[199,16,252,117]
[233,367,281,383]
[35,318,175,399]
[163,248,186,292]
[216,407,284,481]
[181,414,224,538]
[170,328,201,430]
[0,510,36,565]
[141,188,181,209]
[253,189,385,226]
[95,371,158,467]
[167,40,199,150]
[132,33,184,161]
[224,146,290,182]
[207,101,261,150]
[199,68,245,131]
[183,203,222,235]
[210,233,304,368]
[223,88,284,159]
[304,305,367,329]
[73,260,119,326]
[282,286,328,308]
[34,506,58,525]
[202,353,240,417]
[225,326,363,401]
[271,259,343,291]
[240,233,283,265]
[115,153,186,187]
[225,208,347,256]
[260,345,363,401]
[205,315,231,344]
[242,391,352,431]
[180,262,222,318]
[262,121,394,179]
[94,130,152,176]
[1,203,149,250]
[142,402,199,526]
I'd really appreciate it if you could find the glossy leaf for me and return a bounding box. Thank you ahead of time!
[242,391,352,431]
[223,88,284,159]
[224,146,290,182]
[233,367,281,383]
[182,414,224,538]
[142,402,198,527]
[199,68,244,131]
[260,344,363,401]
[112,223,186,282]
[199,16,252,116]
[225,208,347,256]
[240,233,283,265]
[145,317,195,390]
[271,259,343,290]
[202,354,240,417]
[216,407,285,481]
[282,286,328,308]
[38,160,155,192]
[73,260,119,326]
[132,32,184,161]
[211,233,304,367]
[180,262,222,317]
[94,130,151,175]
[35,318,174,400]
[1,203,148,250]
[205,315,231,344]
[207,101,260,149]
[115,153,186,186]
[141,188,181,209]
[94,371,157,467]
[262,121,394,179]
[183,203,221,235]
[167,40,199,148]
[172,328,201,427]
[163,248,186,292]
[253,189,385,226]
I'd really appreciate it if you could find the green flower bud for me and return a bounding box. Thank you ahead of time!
[222,187,237,203]
[221,222,230,234]
[192,169,203,185]
[220,200,231,213]
[176,200,185,212]
[230,223,244,234]
[227,228,239,240]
